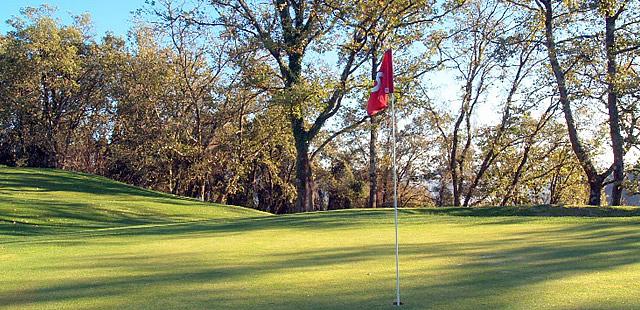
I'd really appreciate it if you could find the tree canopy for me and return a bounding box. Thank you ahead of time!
[1,1,639,211]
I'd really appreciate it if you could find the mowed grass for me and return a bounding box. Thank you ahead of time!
[2,167,640,309]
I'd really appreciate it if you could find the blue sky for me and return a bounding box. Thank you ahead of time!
[0,1,144,37]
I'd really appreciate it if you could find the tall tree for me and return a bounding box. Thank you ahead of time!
[598,0,640,205]
[432,0,506,206]
[537,0,607,205]
[521,0,640,205]
[461,7,543,207]
[167,0,445,212]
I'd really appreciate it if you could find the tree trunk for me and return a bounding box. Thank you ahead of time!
[169,166,173,194]
[382,166,389,206]
[293,126,314,212]
[588,177,603,206]
[501,145,531,207]
[368,116,379,209]
[464,151,495,208]
[200,177,207,202]
[549,168,560,204]
[450,111,465,207]
[605,13,625,206]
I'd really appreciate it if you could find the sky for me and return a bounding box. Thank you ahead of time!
[0,0,144,37]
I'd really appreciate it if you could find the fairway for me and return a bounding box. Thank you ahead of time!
[2,168,640,309]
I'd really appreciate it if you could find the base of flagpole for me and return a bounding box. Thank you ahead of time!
[393,301,403,306]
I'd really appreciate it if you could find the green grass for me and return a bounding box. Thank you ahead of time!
[2,167,640,309]
[0,167,265,234]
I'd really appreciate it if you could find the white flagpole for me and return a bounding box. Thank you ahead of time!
[391,92,401,306]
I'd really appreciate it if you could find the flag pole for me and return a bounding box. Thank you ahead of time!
[391,92,401,306]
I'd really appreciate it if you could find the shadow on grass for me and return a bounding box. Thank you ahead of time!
[0,167,264,238]
[0,168,214,210]
[3,218,640,309]
[402,222,640,308]
[3,206,639,242]
[1,168,161,198]
[0,213,361,244]
[0,196,209,238]
[403,205,640,217]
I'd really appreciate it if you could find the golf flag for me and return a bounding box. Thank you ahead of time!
[367,48,402,306]
[367,49,394,116]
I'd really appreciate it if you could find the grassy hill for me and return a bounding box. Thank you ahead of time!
[0,167,266,236]
[2,167,640,309]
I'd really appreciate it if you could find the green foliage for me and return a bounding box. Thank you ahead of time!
[2,0,639,211]
[0,7,110,168]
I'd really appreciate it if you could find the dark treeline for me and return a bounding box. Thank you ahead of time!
[1,1,639,213]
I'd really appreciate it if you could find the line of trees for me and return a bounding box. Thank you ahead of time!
[1,1,639,213]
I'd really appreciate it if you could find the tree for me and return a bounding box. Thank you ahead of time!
[0,7,110,168]
[162,0,449,212]
[428,0,523,206]
[598,0,640,205]
[506,0,640,205]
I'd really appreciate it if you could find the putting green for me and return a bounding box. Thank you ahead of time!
[2,167,640,309]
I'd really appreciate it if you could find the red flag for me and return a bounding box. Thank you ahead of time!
[367,49,394,116]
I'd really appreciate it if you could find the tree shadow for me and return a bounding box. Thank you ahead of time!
[403,222,640,308]
[0,168,216,210]
[3,217,640,309]
[0,196,207,236]
[1,169,161,197]
[403,205,640,217]
[0,168,263,238]
[0,212,366,245]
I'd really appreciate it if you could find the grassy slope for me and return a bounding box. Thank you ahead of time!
[0,167,266,235]
[2,167,640,309]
